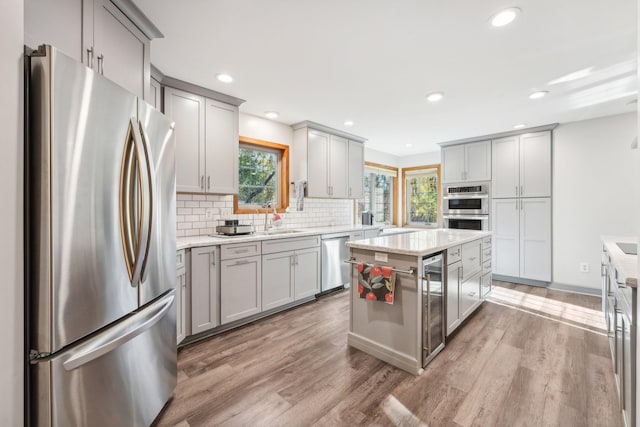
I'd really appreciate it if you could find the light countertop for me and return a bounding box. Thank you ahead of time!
[177,224,381,250]
[346,229,492,257]
[602,235,638,288]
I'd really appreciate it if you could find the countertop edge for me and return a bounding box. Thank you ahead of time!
[176,225,381,251]
[601,235,638,289]
[346,230,492,257]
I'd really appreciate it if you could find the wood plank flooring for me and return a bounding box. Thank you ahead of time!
[153,281,622,427]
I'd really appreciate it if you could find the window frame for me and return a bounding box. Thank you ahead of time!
[233,136,289,214]
[355,161,399,226]
[402,164,441,228]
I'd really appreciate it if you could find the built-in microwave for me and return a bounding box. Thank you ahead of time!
[442,183,490,215]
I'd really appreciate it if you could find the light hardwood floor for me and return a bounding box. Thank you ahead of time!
[154,281,622,427]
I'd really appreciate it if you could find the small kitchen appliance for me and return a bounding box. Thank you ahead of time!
[362,211,374,225]
[215,219,255,236]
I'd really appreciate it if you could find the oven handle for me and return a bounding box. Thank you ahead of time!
[443,194,488,200]
[443,215,489,220]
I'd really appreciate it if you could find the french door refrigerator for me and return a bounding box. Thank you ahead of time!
[26,45,177,426]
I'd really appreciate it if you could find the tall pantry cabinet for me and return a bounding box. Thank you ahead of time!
[491,131,552,282]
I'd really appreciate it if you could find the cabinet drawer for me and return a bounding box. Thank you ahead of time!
[460,272,481,318]
[221,242,262,260]
[176,249,186,269]
[482,245,491,261]
[448,245,461,265]
[461,240,482,280]
[262,235,321,255]
[482,260,491,275]
[349,231,364,240]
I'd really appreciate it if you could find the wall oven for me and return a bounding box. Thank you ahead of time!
[443,215,489,231]
[443,184,490,231]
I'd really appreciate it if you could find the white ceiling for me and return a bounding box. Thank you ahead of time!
[134,0,637,155]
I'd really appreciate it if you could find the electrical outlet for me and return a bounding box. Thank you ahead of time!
[205,208,214,220]
[580,262,589,273]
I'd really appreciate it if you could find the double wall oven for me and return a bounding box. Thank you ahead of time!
[443,183,490,231]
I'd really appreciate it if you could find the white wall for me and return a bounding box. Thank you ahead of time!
[239,113,293,146]
[24,0,81,61]
[553,112,638,290]
[398,150,441,168]
[0,0,24,424]
[364,147,400,167]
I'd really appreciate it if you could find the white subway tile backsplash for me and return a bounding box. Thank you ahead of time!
[175,194,353,236]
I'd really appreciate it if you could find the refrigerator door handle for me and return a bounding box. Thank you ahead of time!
[62,293,174,371]
[120,118,151,287]
[137,121,157,281]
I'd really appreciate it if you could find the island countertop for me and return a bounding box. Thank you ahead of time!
[346,228,492,257]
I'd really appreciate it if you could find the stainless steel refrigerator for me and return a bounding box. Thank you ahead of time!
[26,45,177,426]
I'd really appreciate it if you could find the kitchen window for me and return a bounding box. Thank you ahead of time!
[403,165,441,227]
[356,162,398,225]
[234,137,289,213]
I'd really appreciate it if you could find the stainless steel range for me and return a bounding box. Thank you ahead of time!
[442,183,490,231]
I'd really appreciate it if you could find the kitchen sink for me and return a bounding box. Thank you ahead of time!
[255,229,305,235]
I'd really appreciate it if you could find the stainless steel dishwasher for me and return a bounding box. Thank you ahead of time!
[321,233,351,292]
[422,253,445,366]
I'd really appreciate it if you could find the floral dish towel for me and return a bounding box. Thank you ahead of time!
[357,262,396,304]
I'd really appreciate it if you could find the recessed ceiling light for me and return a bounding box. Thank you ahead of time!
[405,143,413,148]
[264,111,279,119]
[491,7,521,27]
[426,92,444,102]
[513,124,527,130]
[216,73,233,83]
[344,120,354,126]
[529,91,549,100]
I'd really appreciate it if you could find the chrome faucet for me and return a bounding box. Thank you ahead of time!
[262,202,272,231]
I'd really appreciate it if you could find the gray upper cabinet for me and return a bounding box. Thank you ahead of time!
[292,121,366,199]
[163,84,242,194]
[25,0,161,101]
[81,0,163,101]
[441,141,491,183]
[163,87,206,193]
[492,131,551,198]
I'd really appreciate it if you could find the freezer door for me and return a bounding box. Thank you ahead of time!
[31,292,177,427]
[29,46,144,353]
[137,101,176,306]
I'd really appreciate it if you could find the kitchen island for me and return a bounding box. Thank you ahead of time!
[346,229,492,375]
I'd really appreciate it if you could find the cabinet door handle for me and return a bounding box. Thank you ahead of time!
[515,185,518,196]
[521,199,523,210]
[86,47,94,68]
[234,259,250,265]
[520,185,523,195]
[234,248,249,254]
[468,292,476,296]
[97,54,104,75]
[469,257,477,261]
[207,176,211,190]
[349,188,352,197]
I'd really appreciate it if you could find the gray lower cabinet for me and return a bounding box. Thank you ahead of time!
[262,246,320,310]
[190,246,219,334]
[293,247,321,299]
[262,251,295,311]
[176,265,187,344]
[446,238,484,337]
[220,256,262,324]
